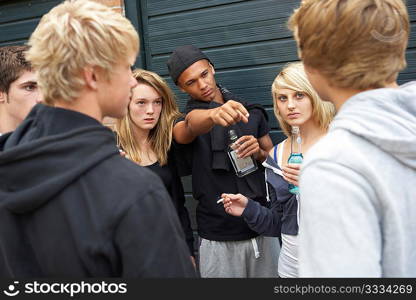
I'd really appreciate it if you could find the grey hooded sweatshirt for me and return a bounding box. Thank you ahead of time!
[299,82,416,277]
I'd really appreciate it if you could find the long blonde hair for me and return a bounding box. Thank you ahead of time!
[116,69,181,166]
[271,62,335,137]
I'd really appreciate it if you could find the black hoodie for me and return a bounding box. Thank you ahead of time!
[0,104,195,277]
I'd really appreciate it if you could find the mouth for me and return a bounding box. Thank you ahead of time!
[143,118,155,122]
[287,113,300,119]
[202,89,213,97]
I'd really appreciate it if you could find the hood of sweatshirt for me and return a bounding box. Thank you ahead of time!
[0,104,119,214]
[330,81,416,169]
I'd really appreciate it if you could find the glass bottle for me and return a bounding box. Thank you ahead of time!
[227,129,258,177]
[288,126,303,194]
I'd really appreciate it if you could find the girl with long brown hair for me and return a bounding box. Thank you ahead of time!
[116,69,195,265]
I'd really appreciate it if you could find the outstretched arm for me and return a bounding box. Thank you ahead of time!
[173,100,249,144]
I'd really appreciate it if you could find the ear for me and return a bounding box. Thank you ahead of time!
[303,64,330,87]
[177,81,186,93]
[0,91,7,104]
[83,66,98,90]
[209,63,215,75]
[303,63,315,75]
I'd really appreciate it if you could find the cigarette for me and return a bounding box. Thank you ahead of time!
[217,198,224,204]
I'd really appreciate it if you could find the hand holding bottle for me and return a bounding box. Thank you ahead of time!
[228,130,258,177]
[233,135,260,159]
[282,164,301,187]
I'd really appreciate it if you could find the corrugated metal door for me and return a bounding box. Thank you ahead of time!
[0,0,62,47]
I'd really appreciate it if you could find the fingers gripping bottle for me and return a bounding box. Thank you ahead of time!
[288,126,303,194]
[228,129,258,177]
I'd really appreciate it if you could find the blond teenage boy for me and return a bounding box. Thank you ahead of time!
[0,0,195,277]
[289,0,416,277]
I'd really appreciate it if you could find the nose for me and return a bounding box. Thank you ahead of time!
[287,96,296,109]
[197,78,208,90]
[146,103,154,114]
[35,90,44,104]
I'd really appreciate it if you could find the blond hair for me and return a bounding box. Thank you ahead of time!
[272,62,335,137]
[116,69,182,166]
[288,0,409,90]
[26,0,139,105]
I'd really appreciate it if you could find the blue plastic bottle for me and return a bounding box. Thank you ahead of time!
[288,126,303,194]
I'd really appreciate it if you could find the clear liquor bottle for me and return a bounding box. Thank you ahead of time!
[288,126,303,194]
[227,129,258,177]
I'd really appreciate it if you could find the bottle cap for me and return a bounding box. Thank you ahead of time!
[229,129,237,139]
[291,126,300,134]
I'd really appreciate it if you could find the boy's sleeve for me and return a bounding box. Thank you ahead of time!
[250,107,270,138]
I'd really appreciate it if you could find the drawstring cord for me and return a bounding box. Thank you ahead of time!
[251,238,260,259]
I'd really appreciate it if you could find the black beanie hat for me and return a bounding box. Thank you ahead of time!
[167,45,213,85]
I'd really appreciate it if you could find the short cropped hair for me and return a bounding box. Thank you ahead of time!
[26,0,139,105]
[272,62,335,137]
[289,0,409,90]
[0,45,31,93]
[116,69,182,166]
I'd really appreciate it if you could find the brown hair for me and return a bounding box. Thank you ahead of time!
[289,0,409,90]
[0,45,31,93]
[116,69,182,166]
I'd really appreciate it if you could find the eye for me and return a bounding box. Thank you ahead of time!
[136,100,145,105]
[186,80,195,86]
[277,95,287,102]
[201,71,208,78]
[155,100,162,105]
[295,92,304,99]
[24,84,37,92]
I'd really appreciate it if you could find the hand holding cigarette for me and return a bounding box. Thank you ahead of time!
[219,193,248,217]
